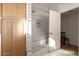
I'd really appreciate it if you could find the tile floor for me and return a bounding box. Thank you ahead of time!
[31,44,78,56]
[43,49,77,56]
[43,44,78,56]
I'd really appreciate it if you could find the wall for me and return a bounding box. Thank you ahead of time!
[61,9,78,46]
[26,3,32,55]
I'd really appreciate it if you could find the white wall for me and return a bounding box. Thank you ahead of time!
[26,3,32,55]
[61,9,78,46]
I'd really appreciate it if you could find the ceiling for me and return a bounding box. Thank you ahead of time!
[32,3,79,13]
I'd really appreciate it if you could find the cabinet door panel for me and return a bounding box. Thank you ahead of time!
[3,3,26,18]
[0,4,1,17]
[2,20,13,56]
[2,19,26,56]
[13,21,26,56]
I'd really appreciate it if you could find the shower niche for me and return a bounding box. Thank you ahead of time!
[36,19,41,28]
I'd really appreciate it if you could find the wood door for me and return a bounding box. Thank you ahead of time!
[49,10,60,51]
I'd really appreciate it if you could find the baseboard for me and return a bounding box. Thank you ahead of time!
[70,44,78,49]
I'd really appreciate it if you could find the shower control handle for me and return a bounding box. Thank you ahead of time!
[49,33,53,34]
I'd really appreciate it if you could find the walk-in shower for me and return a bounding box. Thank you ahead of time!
[32,5,49,55]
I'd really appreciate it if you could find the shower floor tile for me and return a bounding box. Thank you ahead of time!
[43,49,77,56]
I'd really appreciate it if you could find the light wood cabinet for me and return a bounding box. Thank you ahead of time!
[2,19,26,56]
[1,3,26,56]
[0,4,1,17]
[12,19,26,55]
[2,19,13,55]
[3,3,26,19]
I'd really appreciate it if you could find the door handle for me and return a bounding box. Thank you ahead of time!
[49,33,53,34]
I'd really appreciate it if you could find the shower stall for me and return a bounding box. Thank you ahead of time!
[26,3,60,56]
[31,6,49,56]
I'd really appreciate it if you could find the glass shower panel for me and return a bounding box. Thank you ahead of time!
[32,4,49,55]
